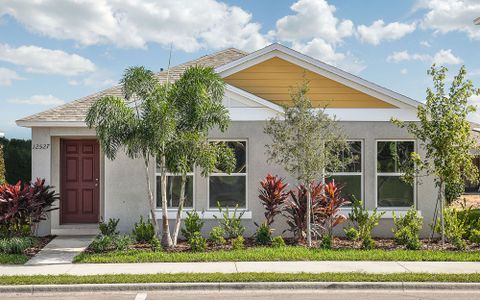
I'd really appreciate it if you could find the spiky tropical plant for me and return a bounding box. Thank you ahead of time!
[0,144,5,184]
[318,181,349,239]
[258,174,289,226]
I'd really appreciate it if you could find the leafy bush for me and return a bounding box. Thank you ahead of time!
[99,218,119,236]
[392,206,423,250]
[435,208,468,250]
[90,235,113,253]
[112,235,131,251]
[345,227,359,242]
[209,226,226,246]
[283,182,323,243]
[214,203,245,239]
[320,234,333,249]
[271,236,286,248]
[258,174,289,225]
[0,178,58,237]
[132,216,155,243]
[344,198,384,249]
[255,223,272,246]
[150,237,161,251]
[181,210,204,241]
[469,229,480,244]
[231,236,245,250]
[0,237,33,254]
[188,232,207,252]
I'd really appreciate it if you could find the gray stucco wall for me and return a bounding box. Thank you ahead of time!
[31,120,437,238]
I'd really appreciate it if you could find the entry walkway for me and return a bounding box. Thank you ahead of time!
[25,236,95,266]
[2,261,480,276]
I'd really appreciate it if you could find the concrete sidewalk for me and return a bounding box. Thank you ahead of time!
[2,261,480,276]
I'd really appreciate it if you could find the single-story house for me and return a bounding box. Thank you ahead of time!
[17,43,438,238]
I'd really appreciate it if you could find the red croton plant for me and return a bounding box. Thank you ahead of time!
[0,178,58,237]
[258,174,289,226]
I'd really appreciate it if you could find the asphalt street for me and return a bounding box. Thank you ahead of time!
[4,289,480,300]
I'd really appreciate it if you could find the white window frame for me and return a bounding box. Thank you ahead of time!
[375,139,416,210]
[154,167,195,211]
[328,140,364,207]
[207,139,248,210]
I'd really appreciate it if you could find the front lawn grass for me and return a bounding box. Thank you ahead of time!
[74,246,480,263]
[3,272,480,285]
[0,253,29,265]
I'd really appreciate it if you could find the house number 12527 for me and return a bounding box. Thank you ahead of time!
[32,144,50,150]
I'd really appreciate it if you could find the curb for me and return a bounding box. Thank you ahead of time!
[2,281,480,293]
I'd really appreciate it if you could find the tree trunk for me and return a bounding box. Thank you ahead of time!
[172,174,187,246]
[439,180,445,246]
[306,182,312,247]
[160,155,172,247]
[144,158,159,236]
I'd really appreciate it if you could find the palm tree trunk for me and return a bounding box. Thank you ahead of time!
[172,174,187,246]
[144,158,158,236]
[160,155,172,247]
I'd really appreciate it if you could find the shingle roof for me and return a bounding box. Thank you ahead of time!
[17,48,247,124]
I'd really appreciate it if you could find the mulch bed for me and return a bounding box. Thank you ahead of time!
[24,235,55,258]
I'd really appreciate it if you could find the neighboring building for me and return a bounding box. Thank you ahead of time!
[17,43,438,237]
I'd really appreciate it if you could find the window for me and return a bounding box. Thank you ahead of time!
[376,141,415,207]
[209,140,247,208]
[155,164,194,209]
[329,141,362,203]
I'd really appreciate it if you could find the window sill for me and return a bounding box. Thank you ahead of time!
[339,208,421,219]
[153,209,252,220]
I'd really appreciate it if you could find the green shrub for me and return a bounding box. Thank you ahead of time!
[99,218,119,236]
[231,236,245,250]
[150,237,162,251]
[209,226,226,246]
[393,206,423,250]
[344,198,384,249]
[132,216,155,243]
[271,236,286,248]
[112,235,131,251]
[0,237,33,254]
[320,235,332,249]
[435,208,468,250]
[255,223,272,246]
[469,229,480,244]
[345,227,359,242]
[90,235,113,253]
[188,232,207,252]
[181,210,204,241]
[214,203,245,239]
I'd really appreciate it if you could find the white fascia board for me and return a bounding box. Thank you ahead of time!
[324,108,418,122]
[225,84,284,113]
[216,43,421,110]
[16,120,87,128]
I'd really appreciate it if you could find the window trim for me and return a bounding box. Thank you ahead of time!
[375,139,416,210]
[154,168,196,210]
[207,139,248,210]
[328,140,364,207]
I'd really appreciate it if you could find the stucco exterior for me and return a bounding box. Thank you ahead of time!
[31,120,437,238]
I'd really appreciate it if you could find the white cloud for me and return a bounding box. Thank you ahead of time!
[0,0,269,52]
[416,0,480,39]
[8,94,64,105]
[0,67,22,86]
[432,49,462,65]
[400,68,408,75]
[0,44,96,75]
[420,40,431,47]
[357,20,416,45]
[275,0,354,45]
[292,39,365,74]
[387,49,462,65]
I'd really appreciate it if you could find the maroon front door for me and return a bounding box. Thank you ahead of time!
[60,139,100,224]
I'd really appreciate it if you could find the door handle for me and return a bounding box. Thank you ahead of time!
[95,178,99,187]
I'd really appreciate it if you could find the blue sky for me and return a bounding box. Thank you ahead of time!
[1,0,479,139]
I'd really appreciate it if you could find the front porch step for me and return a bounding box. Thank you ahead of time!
[52,225,99,236]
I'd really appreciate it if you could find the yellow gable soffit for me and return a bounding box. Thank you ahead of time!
[224,57,398,109]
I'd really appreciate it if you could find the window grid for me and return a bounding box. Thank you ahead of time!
[155,170,195,209]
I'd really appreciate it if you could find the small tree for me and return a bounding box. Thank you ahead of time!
[265,82,349,247]
[0,144,5,184]
[86,67,176,239]
[393,65,480,245]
